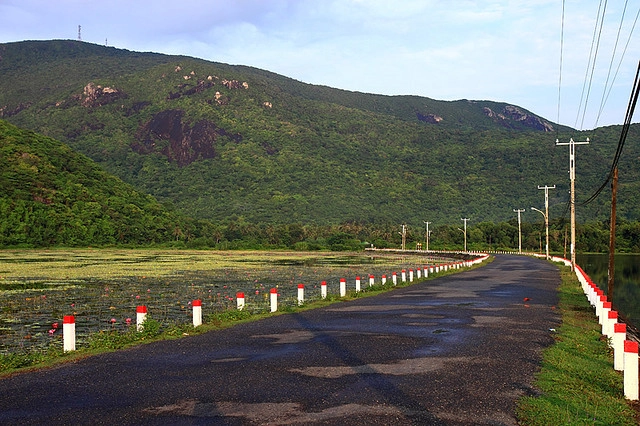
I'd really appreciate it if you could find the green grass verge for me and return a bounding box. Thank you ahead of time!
[517,266,639,425]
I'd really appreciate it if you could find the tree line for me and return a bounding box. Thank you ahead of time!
[4,208,639,253]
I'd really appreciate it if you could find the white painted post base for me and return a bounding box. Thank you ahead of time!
[624,340,639,400]
[613,323,627,371]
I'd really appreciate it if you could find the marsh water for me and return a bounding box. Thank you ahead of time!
[576,253,640,330]
[0,251,459,355]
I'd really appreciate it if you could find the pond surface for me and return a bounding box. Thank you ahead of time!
[0,250,458,355]
[576,253,640,331]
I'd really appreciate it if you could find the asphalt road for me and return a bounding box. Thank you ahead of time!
[0,255,561,425]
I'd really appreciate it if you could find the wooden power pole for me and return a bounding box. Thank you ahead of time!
[607,167,618,301]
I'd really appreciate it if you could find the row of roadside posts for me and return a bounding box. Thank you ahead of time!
[60,255,489,352]
[566,258,640,400]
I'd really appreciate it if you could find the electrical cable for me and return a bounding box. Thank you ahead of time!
[594,0,629,128]
[556,0,565,140]
[575,0,608,129]
[598,5,640,124]
[581,60,640,206]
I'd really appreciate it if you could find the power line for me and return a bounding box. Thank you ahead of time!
[594,0,629,128]
[582,60,640,205]
[557,0,565,137]
[575,0,608,130]
[597,5,640,125]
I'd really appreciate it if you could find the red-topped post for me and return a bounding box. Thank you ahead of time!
[136,305,147,332]
[236,292,245,310]
[192,299,202,327]
[613,323,627,371]
[270,288,278,312]
[624,340,639,400]
[63,315,75,352]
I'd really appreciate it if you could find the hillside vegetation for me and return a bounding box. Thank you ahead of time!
[1,40,639,230]
[0,119,186,246]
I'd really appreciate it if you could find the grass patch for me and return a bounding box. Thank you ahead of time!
[517,266,639,425]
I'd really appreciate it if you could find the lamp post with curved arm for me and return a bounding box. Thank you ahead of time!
[531,207,549,260]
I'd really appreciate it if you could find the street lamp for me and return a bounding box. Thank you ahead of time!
[531,207,550,260]
[461,218,469,252]
[513,209,525,254]
[423,221,431,251]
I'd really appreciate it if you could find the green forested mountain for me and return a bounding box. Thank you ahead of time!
[1,39,639,228]
[0,119,188,246]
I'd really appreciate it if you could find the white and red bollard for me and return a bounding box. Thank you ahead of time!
[340,278,346,297]
[401,269,406,282]
[423,266,428,277]
[604,310,618,338]
[369,275,375,287]
[270,288,278,312]
[409,269,414,282]
[600,301,611,326]
[416,268,421,279]
[613,322,627,371]
[392,272,397,285]
[237,292,245,310]
[63,315,75,352]
[298,284,304,305]
[136,305,147,332]
[192,299,202,327]
[624,340,639,400]
[381,274,387,285]
[321,281,327,299]
[355,276,361,292]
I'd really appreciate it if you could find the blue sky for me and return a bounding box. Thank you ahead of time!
[1,0,638,128]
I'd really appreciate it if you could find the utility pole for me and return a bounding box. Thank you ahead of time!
[608,167,618,301]
[78,25,82,41]
[537,185,555,260]
[556,137,589,270]
[461,218,469,252]
[423,221,431,251]
[513,209,525,254]
[399,224,406,251]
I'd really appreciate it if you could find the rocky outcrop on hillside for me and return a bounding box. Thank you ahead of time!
[483,105,554,132]
[416,112,444,124]
[132,109,242,167]
[79,82,127,108]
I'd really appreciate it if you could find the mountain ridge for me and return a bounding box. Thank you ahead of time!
[1,39,637,226]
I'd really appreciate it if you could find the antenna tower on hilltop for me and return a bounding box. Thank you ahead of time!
[78,25,82,41]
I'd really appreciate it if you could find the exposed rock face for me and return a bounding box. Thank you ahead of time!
[416,112,443,124]
[133,109,242,167]
[0,102,31,118]
[80,82,127,107]
[483,105,554,132]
